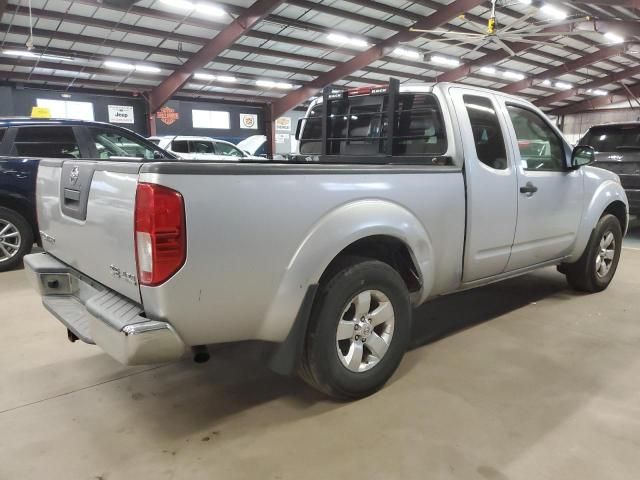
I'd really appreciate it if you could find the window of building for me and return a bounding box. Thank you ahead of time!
[192,110,230,129]
[36,99,95,121]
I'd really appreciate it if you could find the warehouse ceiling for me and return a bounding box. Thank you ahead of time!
[1,0,640,114]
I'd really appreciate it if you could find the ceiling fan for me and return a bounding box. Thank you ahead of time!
[408,0,590,58]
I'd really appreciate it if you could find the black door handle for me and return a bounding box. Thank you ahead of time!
[520,182,538,195]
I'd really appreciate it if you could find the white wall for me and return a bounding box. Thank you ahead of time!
[561,108,640,144]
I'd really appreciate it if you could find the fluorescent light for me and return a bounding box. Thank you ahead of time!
[555,81,572,90]
[604,32,624,44]
[542,79,552,86]
[104,60,134,70]
[3,49,38,57]
[541,4,567,20]
[195,2,224,16]
[431,55,460,67]
[393,47,421,60]
[3,50,75,62]
[194,72,216,81]
[160,0,194,9]
[590,89,608,96]
[327,33,368,48]
[503,70,525,80]
[480,66,496,74]
[135,65,161,73]
[256,80,294,89]
[217,75,237,82]
[518,0,532,4]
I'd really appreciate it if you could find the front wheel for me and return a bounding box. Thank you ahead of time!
[299,258,412,400]
[0,207,33,272]
[565,214,622,293]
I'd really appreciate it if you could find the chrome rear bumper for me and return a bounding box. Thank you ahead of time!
[24,252,185,365]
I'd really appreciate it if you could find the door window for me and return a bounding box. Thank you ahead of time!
[171,140,189,153]
[214,142,244,157]
[13,126,81,158]
[190,140,215,154]
[90,128,156,159]
[463,95,508,170]
[507,105,565,171]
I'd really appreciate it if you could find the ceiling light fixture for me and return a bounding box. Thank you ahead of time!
[217,75,237,82]
[540,4,567,20]
[104,60,134,70]
[479,66,496,74]
[159,0,224,16]
[256,80,294,89]
[194,72,216,81]
[3,50,75,62]
[604,32,625,44]
[503,70,525,81]
[555,81,573,90]
[589,89,608,96]
[135,65,161,73]
[392,47,421,60]
[431,55,460,67]
[327,33,368,48]
[541,79,552,86]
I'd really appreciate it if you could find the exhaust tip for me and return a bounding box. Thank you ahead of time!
[192,345,210,363]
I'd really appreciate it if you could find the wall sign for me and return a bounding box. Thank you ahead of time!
[275,133,289,144]
[275,117,291,132]
[108,105,135,124]
[240,113,258,129]
[157,106,180,126]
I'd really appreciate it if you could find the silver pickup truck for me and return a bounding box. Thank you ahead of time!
[25,82,628,399]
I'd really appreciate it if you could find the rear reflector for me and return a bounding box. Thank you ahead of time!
[135,183,186,286]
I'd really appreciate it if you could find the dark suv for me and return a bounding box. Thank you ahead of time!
[0,119,174,271]
[580,122,640,216]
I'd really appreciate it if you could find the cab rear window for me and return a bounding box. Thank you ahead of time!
[299,92,448,162]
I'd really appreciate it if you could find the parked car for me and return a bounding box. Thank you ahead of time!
[148,135,260,161]
[579,122,640,216]
[25,82,627,399]
[0,118,174,271]
[237,134,287,160]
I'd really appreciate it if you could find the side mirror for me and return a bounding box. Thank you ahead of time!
[294,118,303,141]
[153,150,166,159]
[571,145,595,169]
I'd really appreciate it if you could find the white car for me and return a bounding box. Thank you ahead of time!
[237,135,287,160]
[148,136,257,161]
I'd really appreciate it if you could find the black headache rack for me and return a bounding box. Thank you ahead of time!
[295,78,452,165]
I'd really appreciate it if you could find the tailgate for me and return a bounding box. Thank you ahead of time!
[37,159,143,303]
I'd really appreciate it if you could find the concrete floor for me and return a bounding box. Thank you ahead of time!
[1,226,639,480]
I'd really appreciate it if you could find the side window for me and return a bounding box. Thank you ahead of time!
[90,128,156,160]
[215,142,244,157]
[13,126,81,158]
[171,140,189,154]
[299,106,322,155]
[463,95,508,170]
[190,140,215,154]
[507,105,565,171]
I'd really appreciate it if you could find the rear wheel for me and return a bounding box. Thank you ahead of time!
[0,207,33,272]
[299,258,411,400]
[565,214,622,292]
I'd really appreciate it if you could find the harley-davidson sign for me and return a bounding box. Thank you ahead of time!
[157,106,180,126]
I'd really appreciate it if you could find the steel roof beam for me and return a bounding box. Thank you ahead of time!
[149,0,285,112]
[271,0,489,118]
[500,44,629,95]
[536,65,640,108]
[551,82,640,115]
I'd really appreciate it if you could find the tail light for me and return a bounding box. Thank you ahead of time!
[135,183,186,286]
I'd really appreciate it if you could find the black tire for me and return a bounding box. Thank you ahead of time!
[0,207,34,272]
[299,257,411,400]
[565,214,622,293]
